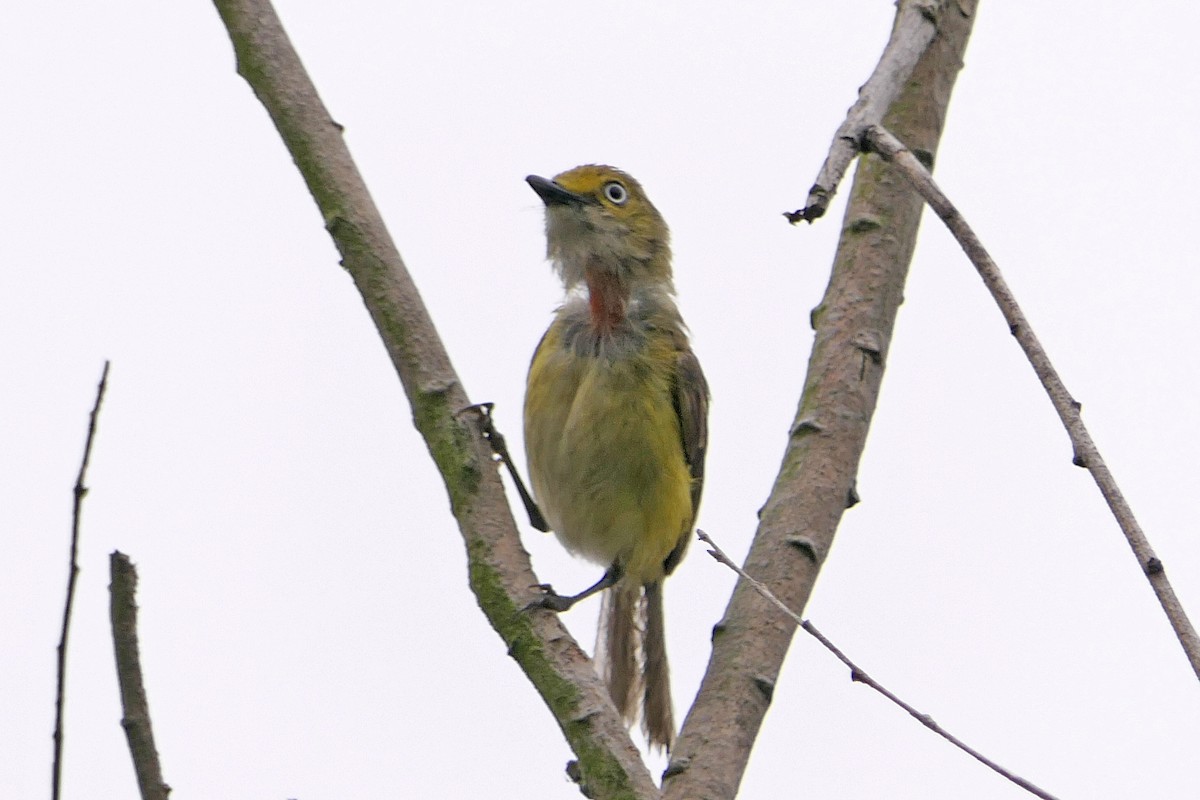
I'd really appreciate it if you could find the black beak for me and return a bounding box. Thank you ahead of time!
[526,174,589,207]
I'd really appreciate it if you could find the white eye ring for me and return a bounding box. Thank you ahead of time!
[603,181,628,205]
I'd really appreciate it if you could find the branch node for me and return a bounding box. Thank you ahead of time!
[848,215,884,234]
[422,377,456,397]
[792,2,945,219]
[846,481,861,509]
[752,674,776,702]
[915,0,941,23]
[852,330,884,363]
[785,535,821,563]
[790,416,824,436]
[569,705,605,725]
[565,760,595,799]
[783,185,830,224]
[662,756,690,780]
[323,210,348,233]
[1146,557,1164,576]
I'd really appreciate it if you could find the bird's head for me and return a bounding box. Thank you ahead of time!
[526,165,673,295]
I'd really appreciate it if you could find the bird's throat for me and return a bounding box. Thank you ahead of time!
[585,268,627,334]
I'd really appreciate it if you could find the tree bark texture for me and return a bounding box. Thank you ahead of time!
[110,552,171,800]
[210,1,660,796]
[663,4,979,798]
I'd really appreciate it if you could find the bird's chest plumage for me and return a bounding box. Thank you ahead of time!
[523,315,692,582]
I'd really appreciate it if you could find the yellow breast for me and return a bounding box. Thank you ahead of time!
[524,320,693,585]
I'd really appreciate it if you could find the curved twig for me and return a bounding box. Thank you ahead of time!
[863,124,1200,680]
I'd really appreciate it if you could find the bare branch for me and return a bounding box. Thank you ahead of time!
[207,1,656,795]
[863,123,1200,680]
[785,0,953,224]
[663,6,979,799]
[109,552,171,800]
[52,361,110,800]
[697,532,1061,800]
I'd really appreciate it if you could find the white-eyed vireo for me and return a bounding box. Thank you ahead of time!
[523,165,709,752]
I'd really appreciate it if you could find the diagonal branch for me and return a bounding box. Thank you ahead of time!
[698,531,1061,800]
[863,124,1200,679]
[52,360,110,800]
[207,1,657,796]
[663,5,979,798]
[110,552,171,800]
[786,0,950,224]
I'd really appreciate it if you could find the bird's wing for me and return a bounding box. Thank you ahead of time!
[673,344,710,513]
[663,340,709,576]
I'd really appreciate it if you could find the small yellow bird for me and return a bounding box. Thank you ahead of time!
[523,165,709,752]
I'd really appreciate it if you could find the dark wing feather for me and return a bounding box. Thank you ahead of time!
[663,340,709,576]
[674,346,709,512]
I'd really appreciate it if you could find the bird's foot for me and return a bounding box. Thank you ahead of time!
[522,584,578,613]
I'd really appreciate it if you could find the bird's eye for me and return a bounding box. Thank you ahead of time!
[603,182,628,205]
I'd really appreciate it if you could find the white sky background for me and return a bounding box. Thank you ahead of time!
[4,1,1199,797]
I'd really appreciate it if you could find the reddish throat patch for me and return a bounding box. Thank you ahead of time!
[586,268,627,334]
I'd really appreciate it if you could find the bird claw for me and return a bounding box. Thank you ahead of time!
[522,584,576,613]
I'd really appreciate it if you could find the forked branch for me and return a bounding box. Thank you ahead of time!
[664,5,979,798]
[786,0,954,223]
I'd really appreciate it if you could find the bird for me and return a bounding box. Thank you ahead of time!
[522,164,709,752]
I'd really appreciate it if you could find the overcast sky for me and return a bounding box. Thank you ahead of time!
[6,2,1200,798]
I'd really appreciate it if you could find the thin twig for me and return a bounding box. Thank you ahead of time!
[110,552,171,800]
[785,0,949,223]
[52,361,110,800]
[863,124,1200,680]
[696,530,1061,800]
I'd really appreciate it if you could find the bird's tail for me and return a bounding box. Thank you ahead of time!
[596,581,675,752]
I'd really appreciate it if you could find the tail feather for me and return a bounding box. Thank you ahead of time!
[642,581,674,752]
[595,581,675,752]
[597,583,641,724]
